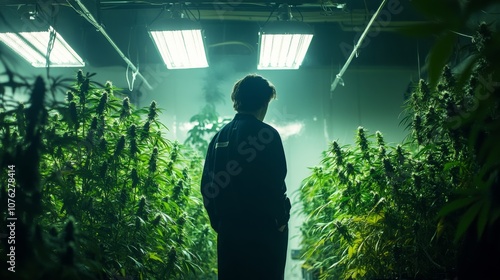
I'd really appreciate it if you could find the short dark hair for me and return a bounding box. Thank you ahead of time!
[231,74,276,112]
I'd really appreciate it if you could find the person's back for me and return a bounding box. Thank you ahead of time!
[201,74,291,280]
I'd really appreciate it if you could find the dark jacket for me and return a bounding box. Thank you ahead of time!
[201,113,291,234]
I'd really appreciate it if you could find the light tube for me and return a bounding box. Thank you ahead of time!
[258,33,313,70]
[149,29,208,69]
[0,26,85,67]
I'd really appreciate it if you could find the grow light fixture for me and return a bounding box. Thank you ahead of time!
[149,18,208,69]
[0,26,85,68]
[257,6,313,70]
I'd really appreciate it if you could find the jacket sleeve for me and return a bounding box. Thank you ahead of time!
[263,129,291,227]
[200,135,220,232]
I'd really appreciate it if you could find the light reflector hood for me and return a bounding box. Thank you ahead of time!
[149,19,208,69]
[0,26,84,68]
[258,21,313,70]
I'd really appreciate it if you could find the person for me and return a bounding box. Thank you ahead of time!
[201,74,291,280]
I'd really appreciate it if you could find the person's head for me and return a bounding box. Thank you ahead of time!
[231,74,276,119]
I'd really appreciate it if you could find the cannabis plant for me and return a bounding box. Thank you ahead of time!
[0,66,216,279]
[403,1,500,277]
[300,127,459,279]
[301,2,500,278]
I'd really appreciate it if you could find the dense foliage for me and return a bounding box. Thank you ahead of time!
[300,126,460,279]
[300,1,499,279]
[0,68,217,279]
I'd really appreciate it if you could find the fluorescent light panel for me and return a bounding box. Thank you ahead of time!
[150,29,208,69]
[0,26,84,68]
[258,33,313,70]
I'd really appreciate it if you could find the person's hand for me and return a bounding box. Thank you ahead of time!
[278,224,286,232]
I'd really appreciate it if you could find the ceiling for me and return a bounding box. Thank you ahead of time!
[0,0,431,71]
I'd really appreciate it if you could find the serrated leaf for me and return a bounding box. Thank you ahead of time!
[439,196,478,217]
[428,32,457,90]
[148,252,165,263]
[477,198,491,240]
[455,201,483,241]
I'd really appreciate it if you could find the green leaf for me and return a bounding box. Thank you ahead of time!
[455,201,483,241]
[443,161,463,171]
[428,32,457,90]
[439,196,478,217]
[127,256,143,268]
[491,207,500,225]
[477,198,491,240]
[148,252,165,263]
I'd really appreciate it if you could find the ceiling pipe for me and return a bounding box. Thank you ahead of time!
[73,0,153,90]
[330,0,387,95]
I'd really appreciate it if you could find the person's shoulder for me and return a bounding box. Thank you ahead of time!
[260,121,279,134]
[256,121,282,142]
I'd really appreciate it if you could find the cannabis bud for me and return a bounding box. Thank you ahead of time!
[114,135,126,157]
[395,145,405,164]
[90,116,98,130]
[356,126,369,153]
[331,141,343,166]
[97,91,108,115]
[418,79,430,100]
[148,101,158,121]
[376,131,384,147]
[99,162,108,178]
[131,168,139,188]
[172,180,184,202]
[66,91,74,102]
[130,139,138,158]
[77,69,84,84]
[128,124,137,139]
[149,147,159,173]
[152,215,161,226]
[99,138,107,151]
[69,101,78,129]
[171,142,179,162]
[137,197,146,218]
[120,97,131,119]
[105,80,113,94]
[64,218,75,243]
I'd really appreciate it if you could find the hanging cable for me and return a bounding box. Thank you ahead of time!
[126,26,138,91]
[72,0,153,90]
[449,30,475,42]
[126,63,138,91]
[45,4,57,79]
[330,0,388,95]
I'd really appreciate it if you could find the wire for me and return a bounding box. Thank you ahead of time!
[363,0,369,22]
[70,0,153,90]
[148,5,167,26]
[126,63,138,91]
[44,4,58,79]
[208,41,255,53]
[260,5,276,29]
[126,26,137,91]
[481,9,500,14]
[293,5,304,22]
[46,27,56,73]
[449,30,475,42]
[185,5,198,22]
